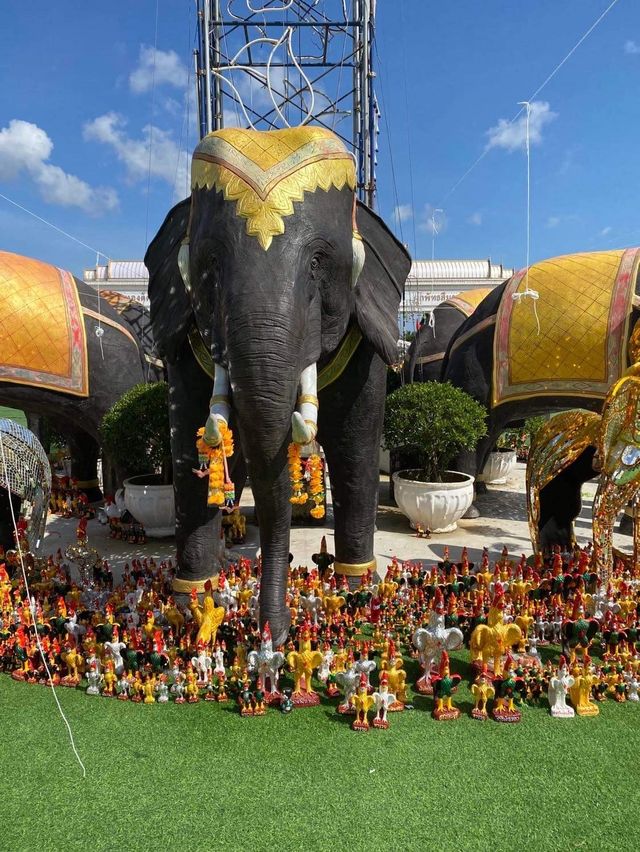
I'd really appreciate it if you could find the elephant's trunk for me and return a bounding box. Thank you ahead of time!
[229,342,310,645]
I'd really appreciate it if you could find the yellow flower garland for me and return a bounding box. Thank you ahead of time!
[308,454,325,519]
[196,423,235,507]
[288,443,307,505]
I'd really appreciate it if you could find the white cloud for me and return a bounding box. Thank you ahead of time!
[600,226,612,236]
[624,40,640,55]
[485,100,557,153]
[0,119,118,214]
[83,112,189,199]
[418,204,447,235]
[393,204,413,223]
[468,211,482,226]
[129,46,188,94]
[546,216,560,228]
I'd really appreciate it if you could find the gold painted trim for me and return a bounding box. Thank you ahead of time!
[82,308,138,349]
[317,326,362,391]
[297,394,319,407]
[191,150,355,251]
[188,323,363,395]
[333,558,376,577]
[188,326,215,379]
[172,574,219,594]
[211,394,229,404]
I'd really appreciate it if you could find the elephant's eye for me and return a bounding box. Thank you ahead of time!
[310,257,319,272]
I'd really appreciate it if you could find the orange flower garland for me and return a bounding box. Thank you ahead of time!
[288,443,307,505]
[308,454,325,519]
[196,422,235,507]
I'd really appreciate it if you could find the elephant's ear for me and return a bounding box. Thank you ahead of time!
[354,201,411,365]
[145,196,193,363]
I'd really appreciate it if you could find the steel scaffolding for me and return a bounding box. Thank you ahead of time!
[195,0,378,207]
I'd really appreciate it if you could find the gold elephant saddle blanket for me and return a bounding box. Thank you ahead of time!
[446,287,492,317]
[0,251,88,396]
[492,248,640,407]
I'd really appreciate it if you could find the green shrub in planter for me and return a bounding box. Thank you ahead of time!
[383,382,487,483]
[100,382,172,485]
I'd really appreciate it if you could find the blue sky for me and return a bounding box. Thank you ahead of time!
[0,0,638,276]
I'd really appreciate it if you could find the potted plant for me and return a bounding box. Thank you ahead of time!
[383,382,487,532]
[478,433,517,485]
[100,382,175,537]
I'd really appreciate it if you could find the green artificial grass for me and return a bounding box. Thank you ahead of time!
[1,647,639,852]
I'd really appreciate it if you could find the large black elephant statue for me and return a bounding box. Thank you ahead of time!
[146,126,410,645]
[0,251,160,500]
[403,288,491,384]
[442,248,640,514]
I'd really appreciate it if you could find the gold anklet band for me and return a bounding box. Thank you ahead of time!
[172,574,219,594]
[333,558,376,577]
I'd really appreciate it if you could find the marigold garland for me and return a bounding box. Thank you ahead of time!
[288,443,307,505]
[196,423,235,507]
[308,453,325,519]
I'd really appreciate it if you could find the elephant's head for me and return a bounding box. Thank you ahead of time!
[147,125,409,643]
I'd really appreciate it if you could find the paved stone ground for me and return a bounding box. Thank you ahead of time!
[42,463,631,580]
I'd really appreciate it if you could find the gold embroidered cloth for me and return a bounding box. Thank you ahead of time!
[0,251,88,396]
[446,287,492,317]
[493,248,640,407]
[191,127,355,250]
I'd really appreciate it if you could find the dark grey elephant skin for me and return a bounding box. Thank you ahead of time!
[404,290,492,384]
[147,185,410,645]
[404,304,468,383]
[0,275,156,499]
[536,448,597,552]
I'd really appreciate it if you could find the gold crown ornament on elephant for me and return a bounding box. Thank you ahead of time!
[145,126,411,645]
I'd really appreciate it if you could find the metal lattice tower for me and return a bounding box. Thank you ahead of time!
[195,1,378,207]
[0,419,51,553]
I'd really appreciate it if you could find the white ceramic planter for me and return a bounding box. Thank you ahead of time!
[123,475,175,537]
[478,449,517,484]
[392,469,474,533]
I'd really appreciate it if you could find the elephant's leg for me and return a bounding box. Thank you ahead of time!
[592,480,636,584]
[67,430,103,502]
[318,343,385,586]
[459,419,505,517]
[538,451,596,552]
[168,344,224,593]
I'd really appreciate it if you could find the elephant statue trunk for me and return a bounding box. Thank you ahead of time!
[229,362,303,645]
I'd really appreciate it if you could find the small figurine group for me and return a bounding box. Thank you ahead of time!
[351,672,396,731]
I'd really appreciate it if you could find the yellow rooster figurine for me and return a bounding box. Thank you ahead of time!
[189,582,225,647]
[287,621,323,706]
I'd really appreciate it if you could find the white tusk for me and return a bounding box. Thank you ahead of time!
[203,363,230,447]
[178,241,191,292]
[291,363,318,446]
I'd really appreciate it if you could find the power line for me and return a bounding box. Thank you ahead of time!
[439,0,621,206]
[0,191,110,260]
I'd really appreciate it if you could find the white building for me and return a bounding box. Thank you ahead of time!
[83,261,149,307]
[83,257,514,330]
[400,258,514,333]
